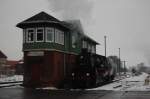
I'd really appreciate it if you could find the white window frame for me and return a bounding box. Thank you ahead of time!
[46,27,54,42]
[88,43,92,52]
[91,45,96,53]
[72,34,76,48]
[26,28,35,43]
[62,31,64,45]
[82,40,87,48]
[60,31,64,45]
[55,28,59,44]
[36,27,44,42]
[55,28,64,45]
[23,29,26,43]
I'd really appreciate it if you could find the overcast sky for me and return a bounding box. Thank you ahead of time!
[0,0,150,67]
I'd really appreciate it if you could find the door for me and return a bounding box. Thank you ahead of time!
[29,57,43,86]
[31,64,41,83]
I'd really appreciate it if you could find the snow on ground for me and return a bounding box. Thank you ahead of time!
[0,75,23,82]
[1,73,150,91]
[88,72,150,91]
[0,75,23,88]
[0,82,22,87]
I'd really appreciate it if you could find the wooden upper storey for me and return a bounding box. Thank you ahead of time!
[16,12,99,54]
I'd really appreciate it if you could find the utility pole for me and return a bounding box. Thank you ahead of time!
[118,48,121,76]
[104,36,107,57]
[122,61,127,74]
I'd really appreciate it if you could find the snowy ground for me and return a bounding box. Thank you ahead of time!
[0,75,23,82]
[0,75,23,88]
[88,72,150,91]
[1,73,150,92]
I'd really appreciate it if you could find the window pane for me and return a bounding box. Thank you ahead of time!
[62,32,64,45]
[46,28,54,42]
[55,29,59,43]
[23,29,25,43]
[88,44,92,52]
[36,28,44,42]
[27,29,34,42]
[37,32,43,41]
[59,31,61,44]
[72,34,76,48]
[82,40,87,48]
[55,29,64,45]
[29,33,34,41]
[47,32,52,41]
[92,45,95,53]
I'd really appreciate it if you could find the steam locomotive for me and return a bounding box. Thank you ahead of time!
[70,48,115,88]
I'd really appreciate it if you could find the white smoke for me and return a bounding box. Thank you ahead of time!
[47,0,94,22]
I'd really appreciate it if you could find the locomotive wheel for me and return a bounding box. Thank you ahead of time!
[111,75,115,80]
[91,76,103,87]
[103,75,110,83]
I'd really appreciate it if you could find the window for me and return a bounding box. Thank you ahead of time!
[36,28,44,42]
[46,28,54,42]
[92,45,96,53]
[60,31,64,45]
[23,29,26,43]
[55,29,59,43]
[26,28,35,43]
[55,29,64,45]
[72,34,76,48]
[82,40,87,48]
[88,44,92,52]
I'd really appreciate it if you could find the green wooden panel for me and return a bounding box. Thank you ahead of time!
[23,41,82,54]
[23,28,83,54]
[23,42,64,50]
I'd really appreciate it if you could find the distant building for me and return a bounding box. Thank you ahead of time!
[15,60,24,75]
[5,60,18,75]
[0,50,7,67]
[0,50,22,76]
[0,50,7,75]
[16,12,99,88]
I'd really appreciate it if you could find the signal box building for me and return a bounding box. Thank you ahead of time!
[17,12,99,88]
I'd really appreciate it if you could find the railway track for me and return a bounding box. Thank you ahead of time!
[0,78,122,89]
[87,78,125,90]
[0,81,23,88]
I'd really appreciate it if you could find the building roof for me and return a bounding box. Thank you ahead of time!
[0,50,7,58]
[16,11,63,28]
[82,34,99,45]
[17,11,99,44]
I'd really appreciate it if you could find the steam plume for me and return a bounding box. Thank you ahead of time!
[47,0,93,22]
